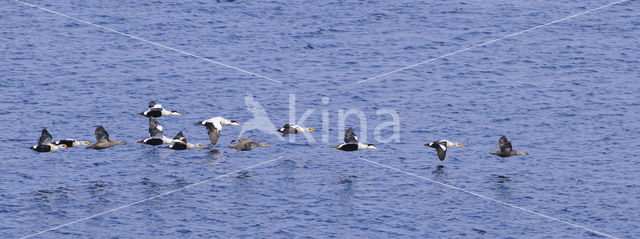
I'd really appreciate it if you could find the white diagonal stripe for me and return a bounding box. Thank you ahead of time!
[358,0,630,84]
[11,0,282,84]
[356,157,619,239]
[19,157,284,239]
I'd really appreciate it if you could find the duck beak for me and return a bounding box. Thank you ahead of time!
[309,128,314,131]
[458,143,463,146]
[177,113,182,116]
[84,141,90,145]
[331,146,340,149]
[373,146,379,150]
[62,145,68,149]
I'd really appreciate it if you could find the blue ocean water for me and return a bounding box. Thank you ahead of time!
[1,0,639,238]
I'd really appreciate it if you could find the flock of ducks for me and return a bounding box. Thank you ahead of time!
[30,101,528,160]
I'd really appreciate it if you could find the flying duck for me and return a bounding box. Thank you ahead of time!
[332,127,378,151]
[88,126,125,149]
[53,139,90,148]
[277,123,314,136]
[137,117,183,145]
[166,132,204,150]
[424,140,463,161]
[228,137,270,151]
[30,129,67,152]
[491,136,528,157]
[138,101,181,117]
[195,117,241,145]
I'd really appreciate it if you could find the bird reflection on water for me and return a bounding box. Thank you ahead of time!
[432,165,448,179]
[205,149,224,167]
[208,149,221,156]
[491,174,513,199]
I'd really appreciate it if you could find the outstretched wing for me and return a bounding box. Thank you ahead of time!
[499,136,512,152]
[95,126,110,142]
[173,131,186,142]
[229,138,255,151]
[148,117,164,139]
[280,124,291,136]
[435,142,447,161]
[236,137,252,145]
[205,122,220,145]
[38,128,53,145]
[344,127,358,144]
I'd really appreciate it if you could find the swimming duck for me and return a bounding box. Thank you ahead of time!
[53,139,90,148]
[228,137,269,151]
[332,127,378,151]
[277,123,314,136]
[166,132,204,150]
[491,136,528,157]
[30,129,67,152]
[88,126,125,149]
[195,117,241,145]
[137,117,182,145]
[424,140,463,161]
[139,101,181,117]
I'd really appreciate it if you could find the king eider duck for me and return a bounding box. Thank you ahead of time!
[424,140,463,161]
[166,132,204,150]
[195,117,241,145]
[30,129,67,152]
[53,139,90,148]
[137,117,183,145]
[139,101,181,117]
[88,126,125,149]
[228,137,270,151]
[491,136,528,157]
[277,123,314,136]
[332,127,378,151]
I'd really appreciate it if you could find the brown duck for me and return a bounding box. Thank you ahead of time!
[89,126,125,149]
[491,136,527,157]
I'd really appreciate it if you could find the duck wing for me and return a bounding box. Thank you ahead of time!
[236,137,253,145]
[205,122,220,145]
[499,136,512,153]
[280,124,291,136]
[173,131,186,142]
[435,142,447,161]
[95,126,110,142]
[229,137,252,151]
[148,117,164,139]
[344,127,358,144]
[148,101,157,108]
[151,105,163,110]
[38,128,53,145]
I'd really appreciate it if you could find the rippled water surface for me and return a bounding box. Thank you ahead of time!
[1,0,639,238]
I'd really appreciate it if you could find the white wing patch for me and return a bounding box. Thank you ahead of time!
[439,144,447,151]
